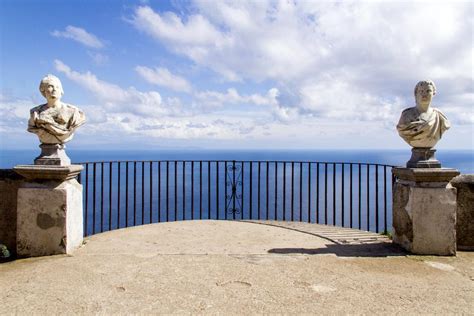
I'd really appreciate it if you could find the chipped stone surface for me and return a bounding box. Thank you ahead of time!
[16,179,83,257]
[392,168,458,255]
[0,170,23,256]
[451,174,474,250]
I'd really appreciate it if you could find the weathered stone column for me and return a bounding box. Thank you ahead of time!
[451,175,474,250]
[13,165,83,257]
[392,168,459,255]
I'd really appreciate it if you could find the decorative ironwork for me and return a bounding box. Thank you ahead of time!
[225,161,242,217]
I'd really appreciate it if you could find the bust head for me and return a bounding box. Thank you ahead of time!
[414,80,436,112]
[39,74,64,102]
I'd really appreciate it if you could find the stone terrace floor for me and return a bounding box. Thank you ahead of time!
[1,220,473,314]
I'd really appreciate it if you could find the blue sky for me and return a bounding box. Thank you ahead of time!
[1,0,472,150]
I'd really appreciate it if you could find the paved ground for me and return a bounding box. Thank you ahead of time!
[1,220,473,314]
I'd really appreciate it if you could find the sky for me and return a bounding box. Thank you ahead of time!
[0,0,473,150]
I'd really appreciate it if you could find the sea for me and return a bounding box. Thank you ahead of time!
[1,148,472,173]
[1,149,472,235]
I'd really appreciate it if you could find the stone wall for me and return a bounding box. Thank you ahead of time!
[0,170,24,256]
[451,175,474,250]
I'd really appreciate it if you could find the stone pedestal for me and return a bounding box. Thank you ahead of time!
[407,148,441,168]
[392,168,460,255]
[34,144,71,166]
[13,165,83,257]
[451,175,474,250]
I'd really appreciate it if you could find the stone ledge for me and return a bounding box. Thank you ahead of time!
[13,164,83,181]
[393,167,460,183]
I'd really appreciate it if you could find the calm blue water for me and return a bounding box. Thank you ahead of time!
[1,149,472,236]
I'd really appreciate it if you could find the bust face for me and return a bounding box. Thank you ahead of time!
[43,81,62,103]
[415,83,434,112]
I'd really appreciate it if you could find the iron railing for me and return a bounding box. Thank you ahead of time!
[78,160,395,237]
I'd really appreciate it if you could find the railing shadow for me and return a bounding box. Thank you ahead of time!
[242,220,407,258]
[268,243,407,258]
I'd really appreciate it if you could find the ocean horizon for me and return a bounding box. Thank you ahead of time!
[1,148,472,174]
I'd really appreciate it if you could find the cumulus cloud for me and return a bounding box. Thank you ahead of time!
[51,26,105,49]
[135,66,192,93]
[54,59,188,118]
[194,87,278,110]
[130,1,473,126]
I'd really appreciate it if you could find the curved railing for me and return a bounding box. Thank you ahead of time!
[78,160,395,237]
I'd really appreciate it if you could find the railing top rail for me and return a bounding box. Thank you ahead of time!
[77,159,397,168]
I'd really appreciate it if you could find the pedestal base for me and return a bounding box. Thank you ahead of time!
[14,165,83,257]
[392,168,459,255]
[34,144,71,166]
[407,148,441,168]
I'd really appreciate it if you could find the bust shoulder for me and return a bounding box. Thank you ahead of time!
[399,107,419,122]
[30,103,47,113]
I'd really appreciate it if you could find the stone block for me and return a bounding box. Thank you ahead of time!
[16,179,83,257]
[392,168,459,255]
[451,175,474,250]
[0,170,23,256]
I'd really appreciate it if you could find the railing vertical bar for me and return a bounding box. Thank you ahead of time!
[133,161,137,227]
[258,161,261,220]
[274,162,278,220]
[117,162,121,228]
[367,164,370,231]
[174,161,178,221]
[316,163,320,224]
[158,161,161,222]
[125,162,129,228]
[283,162,286,221]
[109,162,112,231]
[324,163,328,225]
[93,163,96,234]
[384,165,388,234]
[149,162,153,223]
[341,163,345,227]
[291,162,294,222]
[224,161,228,220]
[308,162,311,223]
[216,161,219,220]
[232,160,236,220]
[375,164,379,233]
[191,161,194,220]
[141,161,145,225]
[208,161,211,219]
[350,163,353,229]
[166,161,169,222]
[199,161,202,220]
[241,162,244,220]
[266,161,269,220]
[183,161,186,221]
[85,164,89,236]
[299,162,303,222]
[332,163,336,226]
[358,164,361,230]
[101,162,104,232]
[249,162,253,219]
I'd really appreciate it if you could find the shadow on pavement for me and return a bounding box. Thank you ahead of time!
[268,243,407,257]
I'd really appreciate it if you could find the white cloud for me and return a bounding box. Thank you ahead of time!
[54,59,187,118]
[194,87,277,109]
[87,52,109,65]
[51,26,105,49]
[135,66,192,93]
[130,1,473,127]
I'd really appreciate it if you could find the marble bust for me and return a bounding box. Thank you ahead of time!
[396,80,450,168]
[28,74,85,144]
[397,80,450,148]
[27,75,85,165]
